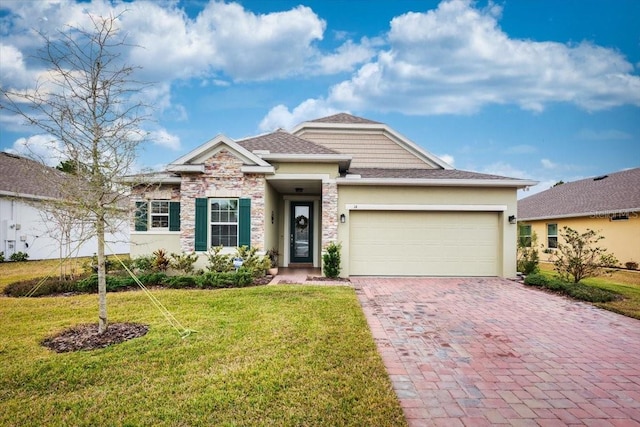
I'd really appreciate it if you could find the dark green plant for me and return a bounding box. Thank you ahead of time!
[323,242,342,278]
[132,255,155,273]
[196,269,254,288]
[266,248,280,268]
[0,251,5,263]
[206,245,233,273]
[235,246,270,278]
[9,251,29,262]
[164,275,198,289]
[3,276,80,297]
[170,252,199,274]
[523,273,548,287]
[625,261,639,270]
[553,226,619,283]
[517,226,539,275]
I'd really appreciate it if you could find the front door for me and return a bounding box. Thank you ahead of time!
[290,201,313,263]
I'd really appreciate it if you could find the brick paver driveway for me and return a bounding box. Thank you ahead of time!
[353,278,640,426]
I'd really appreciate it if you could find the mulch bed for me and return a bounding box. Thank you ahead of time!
[41,323,149,353]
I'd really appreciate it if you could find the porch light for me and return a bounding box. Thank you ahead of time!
[340,213,346,223]
[508,215,516,224]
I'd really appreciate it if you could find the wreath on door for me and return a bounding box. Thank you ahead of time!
[295,215,309,230]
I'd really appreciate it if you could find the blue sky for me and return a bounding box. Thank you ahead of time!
[1,0,639,197]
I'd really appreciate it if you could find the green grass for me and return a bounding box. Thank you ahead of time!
[538,262,640,319]
[0,286,405,426]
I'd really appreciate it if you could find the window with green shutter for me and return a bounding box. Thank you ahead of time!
[238,198,251,247]
[169,202,181,231]
[195,198,208,251]
[194,198,251,251]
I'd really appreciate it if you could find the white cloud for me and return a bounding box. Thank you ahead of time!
[316,37,379,75]
[8,134,66,166]
[293,0,640,117]
[438,154,455,167]
[148,128,181,151]
[259,99,340,131]
[541,158,557,169]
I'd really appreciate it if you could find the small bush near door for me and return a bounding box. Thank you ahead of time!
[323,242,342,278]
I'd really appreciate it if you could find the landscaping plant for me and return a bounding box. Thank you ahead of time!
[323,242,342,278]
[516,226,539,275]
[552,226,618,283]
[170,252,199,274]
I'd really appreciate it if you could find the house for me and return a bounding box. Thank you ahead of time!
[129,113,536,277]
[0,152,129,260]
[518,168,640,266]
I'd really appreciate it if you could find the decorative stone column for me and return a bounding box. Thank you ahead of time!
[321,180,338,247]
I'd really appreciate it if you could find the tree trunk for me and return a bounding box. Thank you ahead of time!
[97,213,108,334]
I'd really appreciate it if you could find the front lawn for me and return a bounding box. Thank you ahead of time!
[538,262,640,319]
[0,286,406,426]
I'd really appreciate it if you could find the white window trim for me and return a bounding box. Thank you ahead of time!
[150,200,170,230]
[547,223,558,248]
[209,198,239,248]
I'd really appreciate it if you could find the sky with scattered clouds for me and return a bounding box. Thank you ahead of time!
[1,0,639,197]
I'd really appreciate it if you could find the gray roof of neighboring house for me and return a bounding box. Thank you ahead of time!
[518,167,640,220]
[309,113,381,124]
[0,152,67,199]
[236,129,338,155]
[347,168,523,180]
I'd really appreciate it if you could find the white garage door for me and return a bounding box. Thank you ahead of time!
[350,211,499,276]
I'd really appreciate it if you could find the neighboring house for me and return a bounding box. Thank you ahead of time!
[0,152,129,260]
[518,168,640,266]
[129,113,536,277]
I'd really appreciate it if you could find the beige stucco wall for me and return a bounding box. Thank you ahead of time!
[522,215,640,265]
[264,181,281,262]
[130,232,181,258]
[337,185,518,277]
[272,162,339,177]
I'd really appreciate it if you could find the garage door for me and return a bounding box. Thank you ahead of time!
[349,211,499,276]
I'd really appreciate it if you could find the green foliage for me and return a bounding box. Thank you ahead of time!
[266,248,280,268]
[0,251,4,263]
[517,226,539,275]
[164,275,198,289]
[523,273,549,287]
[152,249,170,272]
[235,246,270,278]
[9,252,29,262]
[3,277,79,297]
[205,245,233,273]
[553,226,619,283]
[323,242,342,278]
[169,252,199,274]
[625,261,639,270]
[132,255,155,273]
[523,272,620,303]
[197,269,254,288]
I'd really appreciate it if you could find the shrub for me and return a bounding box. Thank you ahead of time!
[517,226,539,275]
[3,277,79,297]
[132,255,155,273]
[553,226,618,283]
[235,246,270,278]
[545,279,568,292]
[523,273,549,287]
[9,251,29,262]
[164,275,198,289]
[323,242,342,278]
[564,283,619,303]
[206,246,233,273]
[266,248,279,268]
[624,261,638,270]
[152,249,170,272]
[76,275,136,293]
[197,269,254,289]
[170,252,199,274]
[0,251,4,263]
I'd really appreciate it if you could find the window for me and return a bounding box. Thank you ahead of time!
[210,199,238,246]
[547,223,558,248]
[150,201,169,228]
[518,224,532,247]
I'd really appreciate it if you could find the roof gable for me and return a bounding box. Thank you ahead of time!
[168,134,271,170]
[518,167,640,220]
[291,113,452,170]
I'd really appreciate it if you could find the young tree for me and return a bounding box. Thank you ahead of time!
[553,226,619,283]
[1,13,150,333]
[516,225,539,275]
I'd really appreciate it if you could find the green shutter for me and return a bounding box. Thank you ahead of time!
[195,198,208,251]
[169,202,181,231]
[238,198,251,247]
[135,201,148,231]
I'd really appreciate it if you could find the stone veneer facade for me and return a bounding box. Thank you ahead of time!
[321,180,338,246]
[179,150,265,252]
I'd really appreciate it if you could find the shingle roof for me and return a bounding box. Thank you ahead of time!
[518,168,640,220]
[346,168,525,181]
[0,152,67,199]
[309,113,381,125]
[236,129,338,155]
